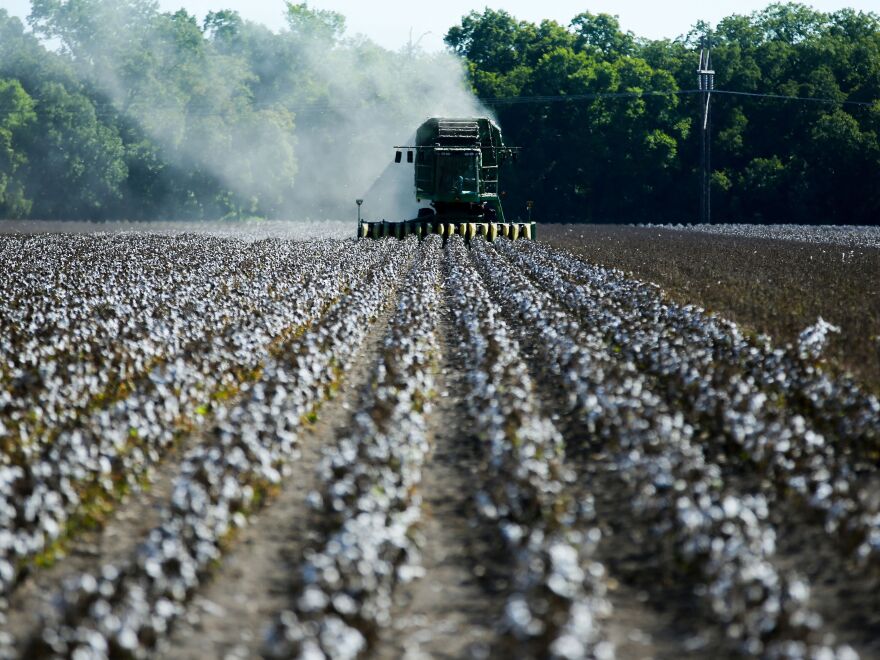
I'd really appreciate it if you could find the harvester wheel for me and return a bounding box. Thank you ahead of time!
[511,224,520,241]
[488,223,498,242]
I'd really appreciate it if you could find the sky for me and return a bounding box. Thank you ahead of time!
[3,0,879,51]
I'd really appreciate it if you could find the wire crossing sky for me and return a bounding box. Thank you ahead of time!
[3,0,879,52]
[3,88,876,117]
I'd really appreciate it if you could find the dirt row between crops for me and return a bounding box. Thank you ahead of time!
[163,300,398,658]
[148,270,509,658]
[541,224,880,392]
[491,240,879,659]
[5,444,185,644]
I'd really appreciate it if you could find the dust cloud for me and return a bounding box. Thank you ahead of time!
[286,40,490,223]
[26,0,489,223]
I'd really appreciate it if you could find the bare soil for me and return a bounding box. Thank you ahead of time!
[163,304,396,659]
[509,302,707,659]
[542,224,880,391]
[375,309,504,660]
[5,443,187,645]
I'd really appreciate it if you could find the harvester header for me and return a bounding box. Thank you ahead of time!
[358,117,536,241]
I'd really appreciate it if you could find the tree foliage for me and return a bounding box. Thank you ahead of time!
[0,78,36,217]
[0,3,878,223]
[448,4,880,223]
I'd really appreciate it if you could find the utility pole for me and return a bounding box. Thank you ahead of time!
[697,36,715,224]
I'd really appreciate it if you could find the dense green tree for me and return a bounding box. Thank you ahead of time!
[446,3,880,224]
[570,13,637,59]
[0,78,36,217]
[446,9,534,76]
[284,2,345,42]
[0,2,878,223]
[20,81,128,218]
[445,8,688,221]
[22,0,300,219]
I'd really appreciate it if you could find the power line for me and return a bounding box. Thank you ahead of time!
[280,87,878,113]
[0,87,876,116]
[711,89,875,107]
[478,89,702,106]
[478,89,877,108]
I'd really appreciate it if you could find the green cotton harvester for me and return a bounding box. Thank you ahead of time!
[357,117,536,241]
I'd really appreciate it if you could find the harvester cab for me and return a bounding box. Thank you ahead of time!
[358,117,536,241]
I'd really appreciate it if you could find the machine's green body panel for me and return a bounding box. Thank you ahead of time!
[413,118,505,211]
[358,116,536,241]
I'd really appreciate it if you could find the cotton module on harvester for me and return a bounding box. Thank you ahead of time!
[357,117,536,241]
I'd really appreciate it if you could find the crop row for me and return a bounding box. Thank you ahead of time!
[2,234,313,442]
[446,238,613,659]
[473,240,851,657]
[0,220,353,242]
[3,231,876,659]
[20,238,416,657]
[510,241,880,569]
[265,237,443,659]
[0,235,383,605]
[651,224,880,249]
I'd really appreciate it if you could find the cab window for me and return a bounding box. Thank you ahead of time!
[437,153,478,195]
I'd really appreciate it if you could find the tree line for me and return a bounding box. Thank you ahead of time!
[0,0,479,221]
[1,2,879,223]
[448,5,880,224]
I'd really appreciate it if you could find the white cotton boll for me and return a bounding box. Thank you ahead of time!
[797,317,841,360]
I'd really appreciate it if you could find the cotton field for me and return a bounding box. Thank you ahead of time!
[654,224,880,249]
[1,230,878,659]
